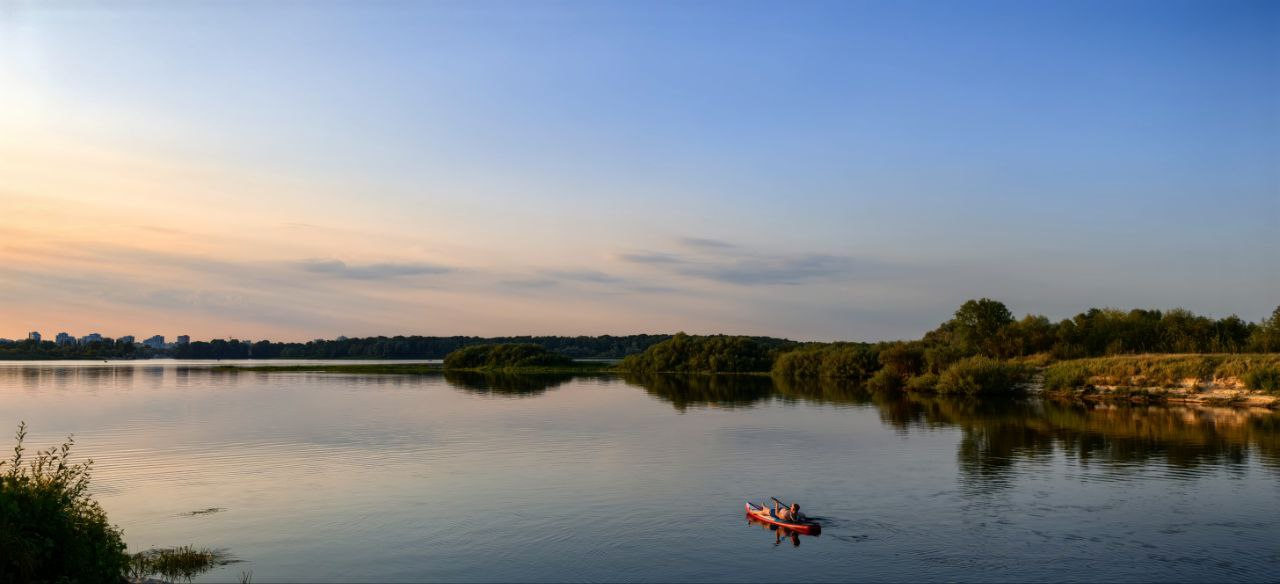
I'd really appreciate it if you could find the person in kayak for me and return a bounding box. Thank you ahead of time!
[769,499,804,522]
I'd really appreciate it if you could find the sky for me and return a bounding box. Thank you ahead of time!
[1,0,1277,342]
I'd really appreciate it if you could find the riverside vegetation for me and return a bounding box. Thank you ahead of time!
[619,300,1280,400]
[0,423,230,584]
[181,300,1280,401]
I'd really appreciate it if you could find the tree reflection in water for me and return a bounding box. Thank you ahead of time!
[442,371,580,397]
[622,374,1280,486]
[622,373,775,412]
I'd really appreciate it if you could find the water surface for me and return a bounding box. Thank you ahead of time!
[1,362,1277,582]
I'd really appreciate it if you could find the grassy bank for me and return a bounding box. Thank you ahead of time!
[1041,354,1280,406]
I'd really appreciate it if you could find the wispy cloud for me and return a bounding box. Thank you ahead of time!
[297,259,452,280]
[618,252,682,264]
[618,239,882,286]
[543,269,624,284]
[677,254,866,285]
[678,237,736,250]
[499,278,559,289]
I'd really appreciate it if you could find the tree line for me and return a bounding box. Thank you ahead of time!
[169,334,674,360]
[0,339,155,360]
[623,300,1280,394]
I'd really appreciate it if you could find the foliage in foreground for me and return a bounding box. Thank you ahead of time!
[0,423,129,583]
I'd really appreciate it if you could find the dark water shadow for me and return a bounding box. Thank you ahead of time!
[622,373,775,412]
[442,371,576,397]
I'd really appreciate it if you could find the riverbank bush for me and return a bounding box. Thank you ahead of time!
[866,367,904,391]
[905,372,940,392]
[0,423,130,582]
[934,356,1031,395]
[1243,367,1280,392]
[771,343,879,380]
[619,333,779,373]
[442,344,574,370]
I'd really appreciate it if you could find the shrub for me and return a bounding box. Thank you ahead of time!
[935,356,1031,395]
[0,423,129,582]
[1042,363,1090,391]
[878,343,925,377]
[866,367,904,392]
[771,343,879,380]
[1243,367,1280,392]
[904,373,939,392]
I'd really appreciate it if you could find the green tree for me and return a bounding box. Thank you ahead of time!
[1250,305,1280,352]
[948,298,1015,356]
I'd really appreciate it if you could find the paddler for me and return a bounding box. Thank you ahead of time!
[769,497,804,522]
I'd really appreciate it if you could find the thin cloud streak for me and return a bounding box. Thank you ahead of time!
[618,240,894,286]
[297,259,453,280]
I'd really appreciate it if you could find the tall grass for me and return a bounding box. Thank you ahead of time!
[129,545,235,582]
[1244,368,1280,392]
[1041,354,1280,391]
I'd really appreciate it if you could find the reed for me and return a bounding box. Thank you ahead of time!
[129,545,235,582]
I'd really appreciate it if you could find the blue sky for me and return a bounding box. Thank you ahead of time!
[0,0,1276,341]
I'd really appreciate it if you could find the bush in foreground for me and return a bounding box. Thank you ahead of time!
[935,356,1031,395]
[0,423,129,583]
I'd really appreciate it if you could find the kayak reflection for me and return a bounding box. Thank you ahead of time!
[745,510,814,547]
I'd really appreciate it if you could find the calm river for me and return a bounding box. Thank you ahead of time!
[1,361,1277,582]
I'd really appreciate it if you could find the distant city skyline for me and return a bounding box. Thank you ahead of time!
[2,1,1276,342]
[3,329,189,348]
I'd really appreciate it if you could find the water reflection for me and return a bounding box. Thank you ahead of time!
[626,375,1280,483]
[2,364,1277,582]
[443,371,577,397]
[3,365,1277,482]
[745,513,806,547]
[623,373,774,411]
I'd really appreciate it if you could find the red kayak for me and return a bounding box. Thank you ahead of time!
[745,501,821,535]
